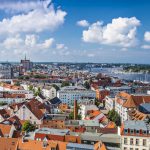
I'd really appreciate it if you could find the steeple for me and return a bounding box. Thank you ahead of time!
[25,54,26,60]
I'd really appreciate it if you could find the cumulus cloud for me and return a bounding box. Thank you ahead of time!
[77,20,89,27]
[82,17,140,47]
[56,43,68,50]
[25,34,37,46]
[141,45,150,49]
[42,38,54,49]
[1,34,54,53]
[144,31,150,42]
[3,34,23,49]
[0,2,67,35]
[0,0,51,13]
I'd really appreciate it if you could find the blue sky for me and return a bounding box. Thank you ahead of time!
[0,0,150,63]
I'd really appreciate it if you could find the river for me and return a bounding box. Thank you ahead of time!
[91,67,150,83]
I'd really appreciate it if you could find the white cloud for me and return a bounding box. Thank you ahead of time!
[0,3,67,35]
[42,38,54,49]
[141,45,150,49]
[82,17,140,47]
[3,34,23,49]
[56,43,68,50]
[87,53,95,57]
[25,34,37,46]
[1,34,54,55]
[144,31,150,42]
[0,0,51,13]
[77,20,89,27]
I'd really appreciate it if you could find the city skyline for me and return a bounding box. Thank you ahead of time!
[0,0,150,64]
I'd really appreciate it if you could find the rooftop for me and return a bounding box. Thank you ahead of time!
[35,128,70,136]
[124,120,149,131]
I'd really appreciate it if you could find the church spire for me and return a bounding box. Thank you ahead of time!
[25,54,26,60]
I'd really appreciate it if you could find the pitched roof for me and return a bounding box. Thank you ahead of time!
[0,137,18,150]
[123,95,150,108]
[123,95,137,108]
[128,110,148,121]
[0,124,12,137]
[2,115,22,130]
[49,97,61,105]
[25,99,45,120]
[17,139,67,150]
[0,109,10,119]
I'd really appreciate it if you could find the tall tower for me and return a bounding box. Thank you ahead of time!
[74,100,78,120]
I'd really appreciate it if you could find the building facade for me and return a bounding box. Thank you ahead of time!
[57,86,96,105]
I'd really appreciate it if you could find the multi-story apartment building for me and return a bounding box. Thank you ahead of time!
[57,86,96,105]
[121,120,150,150]
[42,86,56,99]
[0,63,13,79]
[115,92,150,122]
[105,96,115,110]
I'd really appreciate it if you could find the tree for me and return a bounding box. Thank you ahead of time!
[34,87,41,96]
[108,109,121,126]
[24,76,30,80]
[95,98,100,107]
[22,121,35,132]
[69,111,81,120]
[61,81,70,87]
[14,81,20,86]
[52,84,60,91]
[83,81,90,89]
[28,85,33,91]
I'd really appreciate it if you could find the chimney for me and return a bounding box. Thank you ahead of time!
[74,99,78,120]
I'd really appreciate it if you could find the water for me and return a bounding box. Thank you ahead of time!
[91,67,150,83]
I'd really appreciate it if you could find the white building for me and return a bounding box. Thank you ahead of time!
[79,104,98,119]
[115,92,150,123]
[105,96,115,110]
[121,120,150,150]
[0,64,13,79]
[57,86,96,105]
[42,86,56,99]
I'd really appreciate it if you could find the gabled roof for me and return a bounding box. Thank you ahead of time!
[119,92,150,108]
[0,109,10,119]
[0,124,12,137]
[2,115,22,129]
[123,95,137,108]
[25,99,45,120]
[0,137,18,150]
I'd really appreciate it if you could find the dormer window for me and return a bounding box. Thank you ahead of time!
[143,130,147,134]
[130,130,134,134]
[124,129,128,134]
[136,130,139,134]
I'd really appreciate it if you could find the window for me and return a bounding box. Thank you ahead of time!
[135,148,139,150]
[124,138,127,144]
[136,130,139,134]
[136,139,139,145]
[124,147,127,150]
[130,148,133,150]
[143,139,146,146]
[130,138,133,145]
[124,129,128,134]
[130,130,134,134]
